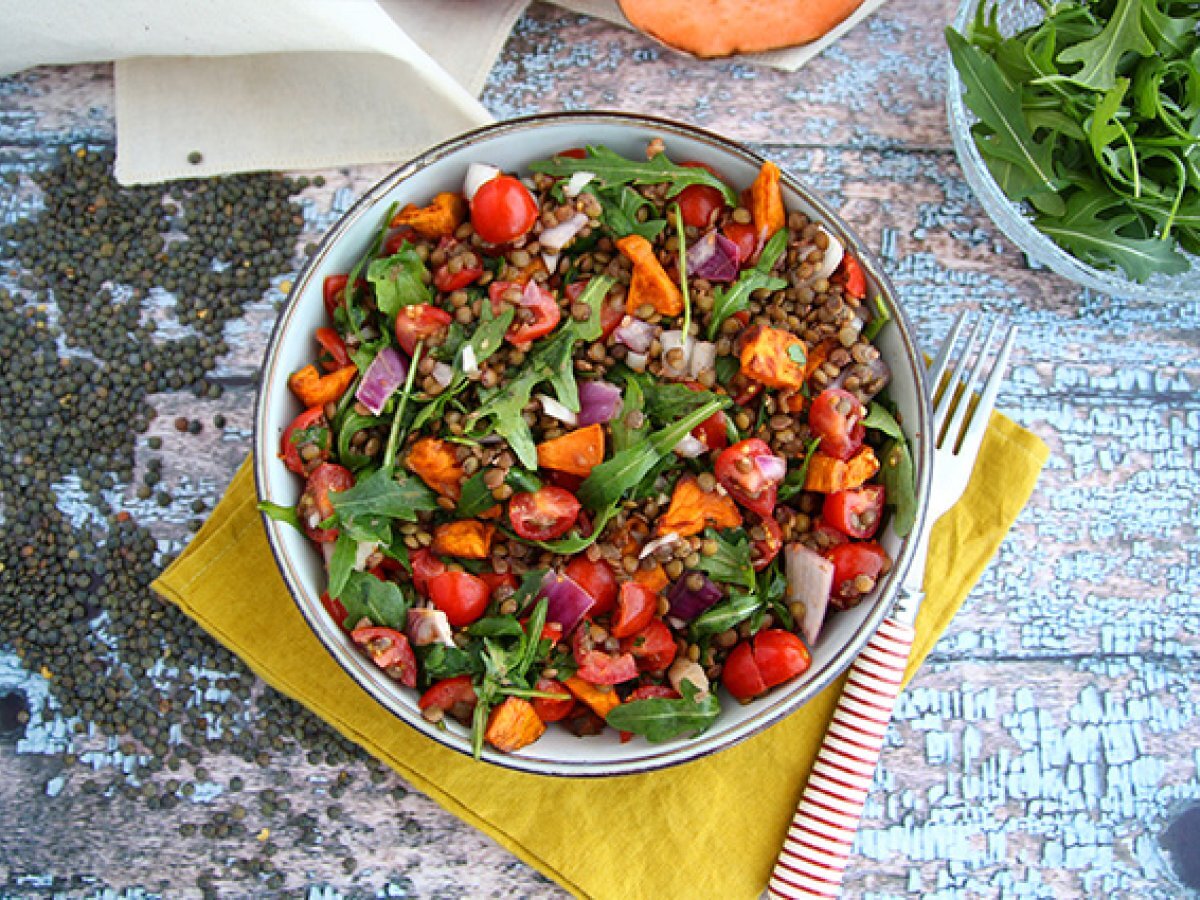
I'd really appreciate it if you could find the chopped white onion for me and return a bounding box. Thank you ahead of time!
[431,362,454,387]
[537,393,578,426]
[784,543,835,646]
[673,433,707,458]
[625,351,649,372]
[353,540,380,572]
[687,340,717,379]
[463,163,500,201]
[668,657,710,700]
[812,227,845,282]
[539,212,589,252]
[614,316,656,353]
[639,532,680,560]
[461,344,479,376]
[659,329,691,378]
[541,252,560,274]
[563,171,596,198]
[407,608,456,648]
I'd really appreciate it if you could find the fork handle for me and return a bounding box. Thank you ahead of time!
[766,616,915,899]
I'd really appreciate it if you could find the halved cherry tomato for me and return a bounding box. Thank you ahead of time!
[722,222,760,267]
[809,388,866,460]
[280,406,330,475]
[323,274,349,319]
[835,254,867,299]
[676,169,727,229]
[750,513,784,572]
[433,240,484,292]
[564,557,619,617]
[320,592,349,629]
[566,279,624,340]
[722,629,810,701]
[620,618,677,672]
[714,438,785,518]
[382,226,415,256]
[617,683,681,742]
[315,327,351,371]
[471,175,538,244]
[395,304,453,356]
[427,571,490,627]
[351,626,418,688]
[479,572,519,599]
[610,581,657,639]
[531,676,575,723]
[298,463,353,543]
[572,625,638,685]
[685,381,729,452]
[418,674,477,724]
[556,147,588,160]
[826,541,890,609]
[811,524,849,551]
[409,548,446,598]
[490,280,561,345]
[369,556,403,582]
[509,486,581,542]
[823,485,886,540]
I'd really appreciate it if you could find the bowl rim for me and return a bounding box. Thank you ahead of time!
[253,110,933,777]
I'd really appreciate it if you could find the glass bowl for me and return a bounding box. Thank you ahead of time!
[947,0,1200,301]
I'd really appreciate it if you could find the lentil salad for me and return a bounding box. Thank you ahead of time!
[261,140,917,758]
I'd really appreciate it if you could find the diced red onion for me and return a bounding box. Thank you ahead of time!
[687,230,740,283]
[537,393,578,426]
[563,171,595,198]
[540,571,596,635]
[407,608,456,647]
[614,316,656,353]
[430,362,453,388]
[812,227,845,282]
[828,356,892,401]
[463,163,500,200]
[355,346,408,416]
[753,453,788,484]
[674,434,707,458]
[687,340,717,380]
[577,380,622,426]
[667,572,723,621]
[539,212,589,252]
[784,543,834,646]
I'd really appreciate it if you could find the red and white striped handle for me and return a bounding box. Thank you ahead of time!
[767,616,915,899]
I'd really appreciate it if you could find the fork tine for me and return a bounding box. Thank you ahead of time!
[959,323,1018,457]
[944,318,1001,453]
[932,315,985,440]
[926,310,967,395]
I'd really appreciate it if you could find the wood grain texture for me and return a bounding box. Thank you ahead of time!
[1,0,1197,897]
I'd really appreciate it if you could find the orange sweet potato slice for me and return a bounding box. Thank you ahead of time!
[485,697,546,753]
[618,0,866,59]
[655,475,743,537]
[390,192,467,240]
[431,520,496,559]
[536,424,606,478]
[617,235,683,316]
[406,437,465,500]
[804,446,880,493]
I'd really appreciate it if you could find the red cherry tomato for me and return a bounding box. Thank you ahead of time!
[369,556,403,583]
[714,438,785,518]
[722,222,760,267]
[395,304,453,356]
[509,486,581,542]
[418,675,477,724]
[556,147,588,160]
[620,618,678,672]
[320,592,349,629]
[350,626,418,687]
[298,463,353,543]
[809,388,867,460]
[470,175,538,244]
[479,572,519,599]
[566,279,624,340]
[685,381,729,452]
[314,327,351,372]
[722,629,810,701]
[280,406,330,475]
[610,581,658,639]
[676,183,727,229]
[826,542,891,608]
[382,226,415,257]
[572,625,638,685]
[531,676,575,723]
[490,280,561,345]
[427,571,491,627]
[564,557,619,617]
[823,485,886,540]
[432,243,484,292]
[835,253,868,299]
[811,524,850,551]
[750,513,784,572]
[409,548,446,598]
[322,274,349,319]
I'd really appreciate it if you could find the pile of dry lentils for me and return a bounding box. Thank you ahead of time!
[0,147,424,894]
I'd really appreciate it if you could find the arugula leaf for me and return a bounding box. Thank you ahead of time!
[515,504,622,555]
[338,570,410,630]
[418,643,483,682]
[1056,0,1155,91]
[642,382,725,427]
[367,242,431,318]
[863,402,905,440]
[258,500,303,531]
[530,145,739,205]
[609,375,647,453]
[327,531,359,599]
[861,295,892,342]
[706,229,789,339]
[778,438,821,502]
[589,185,667,240]
[689,591,762,640]
[342,202,397,338]
[604,680,721,743]
[694,528,755,591]
[329,468,439,523]
[880,436,917,538]
[456,471,497,518]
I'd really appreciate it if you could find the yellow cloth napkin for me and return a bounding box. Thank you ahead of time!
[153,412,1047,900]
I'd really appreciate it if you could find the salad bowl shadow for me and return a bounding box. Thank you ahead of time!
[254,111,933,776]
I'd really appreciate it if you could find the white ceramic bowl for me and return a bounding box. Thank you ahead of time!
[255,112,933,776]
[947,0,1199,301]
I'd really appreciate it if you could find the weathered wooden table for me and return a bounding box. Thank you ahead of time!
[1,1,1196,897]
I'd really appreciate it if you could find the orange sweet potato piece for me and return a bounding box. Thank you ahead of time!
[431,520,495,559]
[564,676,621,718]
[633,565,670,593]
[485,697,546,753]
[739,326,807,391]
[617,234,683,316]
[287,363,357,408]
[536,424,605,477]
[804,446,880,493]
[407,437,465,500]
[656,475,743,537]
[618,0,866,59]
[390,192,467,239]
[749,161,787,241]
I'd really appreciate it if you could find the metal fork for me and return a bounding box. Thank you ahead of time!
[767,312,1018,900]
